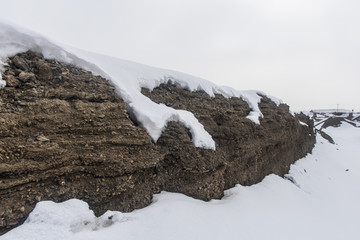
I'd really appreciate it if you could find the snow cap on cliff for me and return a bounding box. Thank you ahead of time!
[0,21,282,150]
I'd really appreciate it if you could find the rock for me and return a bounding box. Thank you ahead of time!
[35,134,50,142]
[35,59,53,81]
[52,66,62,74]
[18,72,35,82]
[53,76,62,84]
[0,219,5,228]
[0,51,315,235]
[4,75,20,87]
[12,56,29,71]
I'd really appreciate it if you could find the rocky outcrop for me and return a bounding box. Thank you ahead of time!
[0,51,315,234]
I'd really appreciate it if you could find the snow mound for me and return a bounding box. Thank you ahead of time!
[0,21,283,150]
[2,199,126,240]
[25,199,96,229]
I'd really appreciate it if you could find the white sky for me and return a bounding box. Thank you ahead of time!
[1,0,359,111]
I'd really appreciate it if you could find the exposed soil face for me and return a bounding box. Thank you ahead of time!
[143,86,315,189]
[0,51,315,234]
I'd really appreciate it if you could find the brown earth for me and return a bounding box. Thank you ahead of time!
[0,51,315,234]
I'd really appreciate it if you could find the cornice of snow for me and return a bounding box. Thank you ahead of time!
[0,21,283,150]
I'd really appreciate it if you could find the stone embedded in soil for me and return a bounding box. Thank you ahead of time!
[18,71,36,82]
[0,51,315,235]
[4,75,20,87]
[12,55,30,72]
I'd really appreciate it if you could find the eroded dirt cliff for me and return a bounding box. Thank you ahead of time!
[0,51,315,234]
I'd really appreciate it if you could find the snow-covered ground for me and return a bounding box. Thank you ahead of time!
[3,121,360,240]
[312,110,360,129]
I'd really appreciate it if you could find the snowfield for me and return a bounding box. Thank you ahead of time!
[3,121,360,240]
[0,21,282,150]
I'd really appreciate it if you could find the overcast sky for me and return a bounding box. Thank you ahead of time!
[1,0,359,111]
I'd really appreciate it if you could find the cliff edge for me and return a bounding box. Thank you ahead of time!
[0,52,315,234]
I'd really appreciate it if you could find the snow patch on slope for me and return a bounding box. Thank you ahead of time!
[0,21,282,149]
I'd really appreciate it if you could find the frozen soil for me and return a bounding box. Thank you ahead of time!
[0,51,315,234]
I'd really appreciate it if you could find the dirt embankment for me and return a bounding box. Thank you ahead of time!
[0,52,315,234]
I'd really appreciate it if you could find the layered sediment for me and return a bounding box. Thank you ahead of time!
[0,51,315,234]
